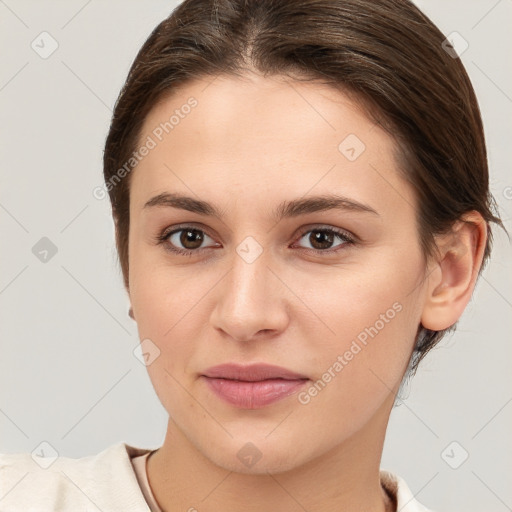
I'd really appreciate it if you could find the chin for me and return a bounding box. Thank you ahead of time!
[199,434,314,476]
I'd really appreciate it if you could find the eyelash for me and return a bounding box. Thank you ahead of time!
[154,224,356,258]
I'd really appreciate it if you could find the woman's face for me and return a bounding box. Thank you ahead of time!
[127,73,429,473]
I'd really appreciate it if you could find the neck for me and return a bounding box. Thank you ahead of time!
[146,395,396,512]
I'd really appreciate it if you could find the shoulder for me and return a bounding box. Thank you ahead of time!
[380,469,437,512]
[0,442,153,511]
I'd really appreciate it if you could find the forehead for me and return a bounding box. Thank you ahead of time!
[130,73,414,217]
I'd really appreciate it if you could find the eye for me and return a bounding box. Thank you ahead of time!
[293,226,355,253]
[157,225,218,256]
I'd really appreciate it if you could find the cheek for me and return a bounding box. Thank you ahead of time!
[131,269,198,362]
[292,296,419,442]
[129,256,222,401]
[131,267,202,413]
[319,271,420,358]
[132,263,215,330]
[129,237,195,335]
[293,253,424,419]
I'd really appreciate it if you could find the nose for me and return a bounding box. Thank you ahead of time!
[210,246,289,343]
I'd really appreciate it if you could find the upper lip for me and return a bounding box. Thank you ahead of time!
[202,363,308,382]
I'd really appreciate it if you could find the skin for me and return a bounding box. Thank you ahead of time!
[125,72,487,512]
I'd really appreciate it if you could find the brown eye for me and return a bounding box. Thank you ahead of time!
[296,227,354,252]
[166,228,214,251]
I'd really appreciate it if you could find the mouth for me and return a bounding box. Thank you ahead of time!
[201,363,309,409]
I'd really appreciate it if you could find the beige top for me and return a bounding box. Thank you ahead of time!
[0,442,436,511]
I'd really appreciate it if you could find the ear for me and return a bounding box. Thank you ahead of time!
[421,211,488,331]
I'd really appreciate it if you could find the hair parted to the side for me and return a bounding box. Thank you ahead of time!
[103,0,504,377]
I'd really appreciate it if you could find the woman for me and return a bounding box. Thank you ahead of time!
[0,0,504,510]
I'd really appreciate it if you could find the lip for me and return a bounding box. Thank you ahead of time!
[201,363,309,409]
[202,363,308,381]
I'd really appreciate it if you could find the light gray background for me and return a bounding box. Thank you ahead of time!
[1,1,511,511]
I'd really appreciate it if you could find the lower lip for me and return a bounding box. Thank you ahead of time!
[202,376,308,409]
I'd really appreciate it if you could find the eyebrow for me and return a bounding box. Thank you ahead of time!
[142,192,379,221]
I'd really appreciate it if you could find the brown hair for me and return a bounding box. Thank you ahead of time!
[103,0,504,376]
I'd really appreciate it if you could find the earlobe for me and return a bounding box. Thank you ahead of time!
[420,212,487,332]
